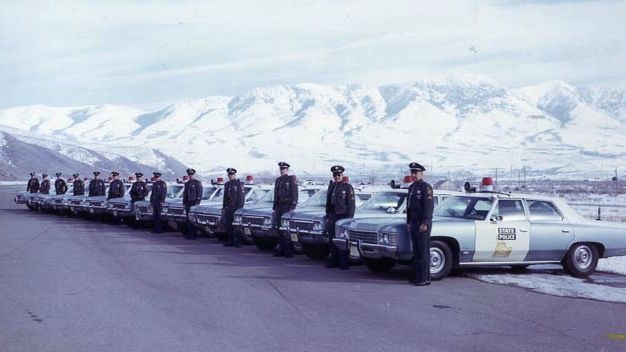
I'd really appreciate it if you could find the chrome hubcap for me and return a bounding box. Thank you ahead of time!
[574,245,593,270]
[430,247,445,274]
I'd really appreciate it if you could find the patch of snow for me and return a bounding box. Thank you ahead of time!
[598,255,626,276]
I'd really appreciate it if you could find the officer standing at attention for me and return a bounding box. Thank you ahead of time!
[222,168,245,247]
[324,165,356,270]
[107,171,125,199]
[129,172,149,209]
[27,172,40,193]
[182,168,203,240]
[150,172,167,234]
[40,174,51,194]
[54,173,68,195]
[72,173,85,195]
[406,162,434,286]
[273,162,298,258]
[88,172,106,196]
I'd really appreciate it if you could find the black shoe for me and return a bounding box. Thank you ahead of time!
[273,252,284,257]
[223,243,234,247]
[413,282,431,286]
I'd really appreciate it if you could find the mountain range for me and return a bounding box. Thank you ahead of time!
[1,75,625,180]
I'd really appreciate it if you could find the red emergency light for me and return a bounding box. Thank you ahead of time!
[342,176,350,183]
[182,176,189,182]
[128,176,135,182]
[245,175,254,184]
[482,177,493,186]
[403,175,413,183]
[217,177,224,185]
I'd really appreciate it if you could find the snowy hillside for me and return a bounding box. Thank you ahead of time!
[1,76,625,178]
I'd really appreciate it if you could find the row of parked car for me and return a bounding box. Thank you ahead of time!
[14,177,626,280]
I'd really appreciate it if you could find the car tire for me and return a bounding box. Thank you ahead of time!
[26,204,35,211]
[302,243,330,260]
[253,236,276,251]
[364,258,396,272]
[562,243,599,278]
[430,240,453,281]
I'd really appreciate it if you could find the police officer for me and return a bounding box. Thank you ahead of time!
[150,172,167,234]
[406,162,434,286]
[182,168,203,240]
[107,171,125,199]
[273,162,298,258]
[27,172,39,193]
[88,172,106,196]
[222,168,245,247]
[40,174,50,194]
[73,173,85,196]
[129,172,149,208]
[324,165,356,270]
[54,173,68,195]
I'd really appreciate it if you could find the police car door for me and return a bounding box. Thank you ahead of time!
[473,199,530,262]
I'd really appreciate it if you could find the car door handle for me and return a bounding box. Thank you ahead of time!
[519,229,529,233]
[561,229,571,233]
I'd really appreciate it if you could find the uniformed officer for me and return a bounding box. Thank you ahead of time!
[54,173,68,195]
[406,162,434,286]
[222,168,245,247]
[129,172,149,208]
[73,173,85,196]
[27,172,40,193]
[273,162,298,258]
[150,172,167,234]
[88,172,106,196]
[107,171,125,199]
[39,174,50,194]
[324,165,356,270]
[182,168,203,240]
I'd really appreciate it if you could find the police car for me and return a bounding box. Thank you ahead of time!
[107,183,154,224]
[85,183,132,220]
[132,183,184,226]
[333,178,626,280]
[161,184,221,233]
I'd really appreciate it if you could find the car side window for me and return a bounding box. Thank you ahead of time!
[527,200,563,221]
[493,199,526,221]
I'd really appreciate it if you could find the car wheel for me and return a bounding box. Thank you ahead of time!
[364,258,396,272]
[430,240,453,281]
[253,236,275,251]
[563,243,599,278]
[26,204,35,211]
[302,243,330,260]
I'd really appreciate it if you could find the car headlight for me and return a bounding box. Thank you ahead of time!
[234,214,242,223]
[264,217,272,226]
[162,207,169,213]
[379,232,397,246]
[281,218,289,227]
[146,205,153,213]
[108,203,114,209]
[312,221,322,231]
[339,228,349,240]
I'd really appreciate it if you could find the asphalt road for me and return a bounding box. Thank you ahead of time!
[0,185,624,352]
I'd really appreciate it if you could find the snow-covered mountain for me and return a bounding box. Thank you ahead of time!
[1,76,625,179]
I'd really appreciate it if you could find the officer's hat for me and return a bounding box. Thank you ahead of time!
[153,171,162,178]
[226,168,237,175]
[55,172,62,177]
[42,173,48,178]
[409,162,426,172]
[278,162,290,169]
[135,172,143,178]
[93,171,100,176]
[29,172,35,177]
[73,173,79,178]
[111,171,119,177]
[186,168,196,175]
[330,165,345,174]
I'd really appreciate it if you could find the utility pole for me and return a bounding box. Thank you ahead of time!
[523,166,527,189]
[495,168,499,189]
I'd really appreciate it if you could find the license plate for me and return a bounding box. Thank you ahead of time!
[244,228,251,235]
[113,211,117,217]
[349,245,360,258]
[290,232,298,242]
[89,208,94,214]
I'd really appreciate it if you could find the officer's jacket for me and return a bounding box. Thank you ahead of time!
[55,179,68,195]
[223,179,245,211]
[40,179,50,194]
[108,179,125,199]
[273,174,298,211]
[73,179,85,196]
[183,179,203,206]
[130,180,149,201]
[88,179,106,197]
[27,178,39,193]
[406,179,434,225]
[150,180,167,203]
[325,180,356,217]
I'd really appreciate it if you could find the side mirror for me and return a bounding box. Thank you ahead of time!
[489,215,503,223]
[387,207,397,214]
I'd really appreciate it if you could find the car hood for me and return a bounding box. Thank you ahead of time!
[239,206,274,217]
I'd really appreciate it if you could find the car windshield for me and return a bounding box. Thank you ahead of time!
[168,185,183,198]
[211,186,254,202]
[202,186,217,200]
[435,196,493,220]
[299,189,328,207]
[358,191,406,213]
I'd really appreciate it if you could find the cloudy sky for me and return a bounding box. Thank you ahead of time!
[1,0,625,109]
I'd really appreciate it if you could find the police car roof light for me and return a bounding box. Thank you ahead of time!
[216,177,224,185]
[245,175,254,184]
[342,176,350,183]
[482,177,493,186]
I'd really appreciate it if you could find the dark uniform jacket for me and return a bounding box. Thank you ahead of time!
[223,179,245,211]
[88,179,106,197]
[130,180,149,201]
[55,179,68,195]
[406,179,434,225]
[73,179,85,196]
[27,178,39,193]
[326,180,356,217]
[40,179,50,194]
[273,175,298,212]
[108,179,125,199]
[183,179,203,207]
[150,180,167,204]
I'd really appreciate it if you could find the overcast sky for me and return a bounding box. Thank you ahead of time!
[1,0,625,110]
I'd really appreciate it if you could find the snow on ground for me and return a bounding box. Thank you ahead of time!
[598,255,626,276]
